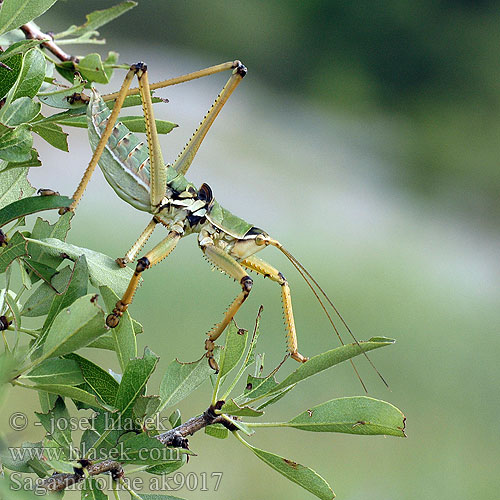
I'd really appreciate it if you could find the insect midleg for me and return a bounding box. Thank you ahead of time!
[106,229,181,328]
[172,61,247,176]
[202,243,253,370]
[241,255,308,363]
[134,63,167,208]
[63,68,137,213]
[116,217,158,268]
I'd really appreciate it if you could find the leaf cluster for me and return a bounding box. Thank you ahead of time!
[0,2,405,499]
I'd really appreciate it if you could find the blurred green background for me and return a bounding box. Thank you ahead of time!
[3,1,499,499]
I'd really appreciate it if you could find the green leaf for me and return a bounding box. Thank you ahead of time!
[0,231,27,272]
[66,353,119,407]
[118,432,187,465]
[31,384,101,407]
[41,255,88,334]
[1,148,41,171]
[26,238,137,296]
[114,347,159,416]
[12,47,45,99]
[1,97,41,126]
[0,54,22,99]
[36,293,106,363]
[81,477,107,500]
[0,39,45,62]
[146,454,187,476]
[76,53,109,84]
[0,195,72,228]
[35,397,74,454]
[0,166,35,208]
[205,423,229,439]
[100,285,137,369]
[21,265,71,317]
[218,323,248,379]
[134,395,161,423]
[0,0,58,36]
[168,409,181,429]
[246,444,334,500]
[87,334,115,350]
[0,123,32,162]
[221,399,263,417]
[27,211,73,273]
[255,385,295,411]
[54,1,137,39]
[286,396,406,437]
[38,81,86,109]
[24,358,83,385]
[55,113,177,134]
[158,351,221,412]
[244,374,278,399]
[270,338,395,395]
[32,122,69,151]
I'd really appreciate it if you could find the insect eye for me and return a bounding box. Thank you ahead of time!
[198,183,213,203]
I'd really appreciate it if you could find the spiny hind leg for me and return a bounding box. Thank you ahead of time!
[106,229,181,327]
[201,243,253,372]
[241,255,308,363]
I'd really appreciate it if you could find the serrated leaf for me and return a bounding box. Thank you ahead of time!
[31,384,101,407]
[221,399,263,417]
[54,1,137,39]
[41,255,88,334]
[205,423,228,439]
[0,195,72,228]
[146,454,187,476]
[81,477,107,500]
[114,347,159,416]
[270,338,395,394]
[21,265,71,317]
[26,238,136,296]
[32,122,69,151]
[35,397,74,455]
[246,445,335,500]
[118,432,187,465]
[218,323,248,379]
[100,285,137,369]
[158,351,221,412]
[76,53,109,84]
[55,113,177,134]
[0,166,34,208]
[1,148,41,171]
[286,396,406,437]
[0,53,22,99]
[66,353,119,407]
[0,0,58,36]
[35,293,106,363]
[12,47,45,99]
[24,358,83,385]
[0,231,27,272]
[134,395,161,423]
[0,39,44,62]
[38,81,86,109]
[168,409,181,429]
[0,123,32,161]
[1,97,41,126]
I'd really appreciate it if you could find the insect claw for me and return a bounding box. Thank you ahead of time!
[116,257,128,268]
[106,313,120,328]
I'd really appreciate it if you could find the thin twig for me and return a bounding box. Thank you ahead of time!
[20,22,79,63]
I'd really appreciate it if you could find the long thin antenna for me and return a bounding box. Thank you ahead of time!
[264,238,389,389]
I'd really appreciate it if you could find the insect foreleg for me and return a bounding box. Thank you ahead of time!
[202,243,253,371]
[241,255,308,363]
[106,229,181,328]
[116,218,158,268]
